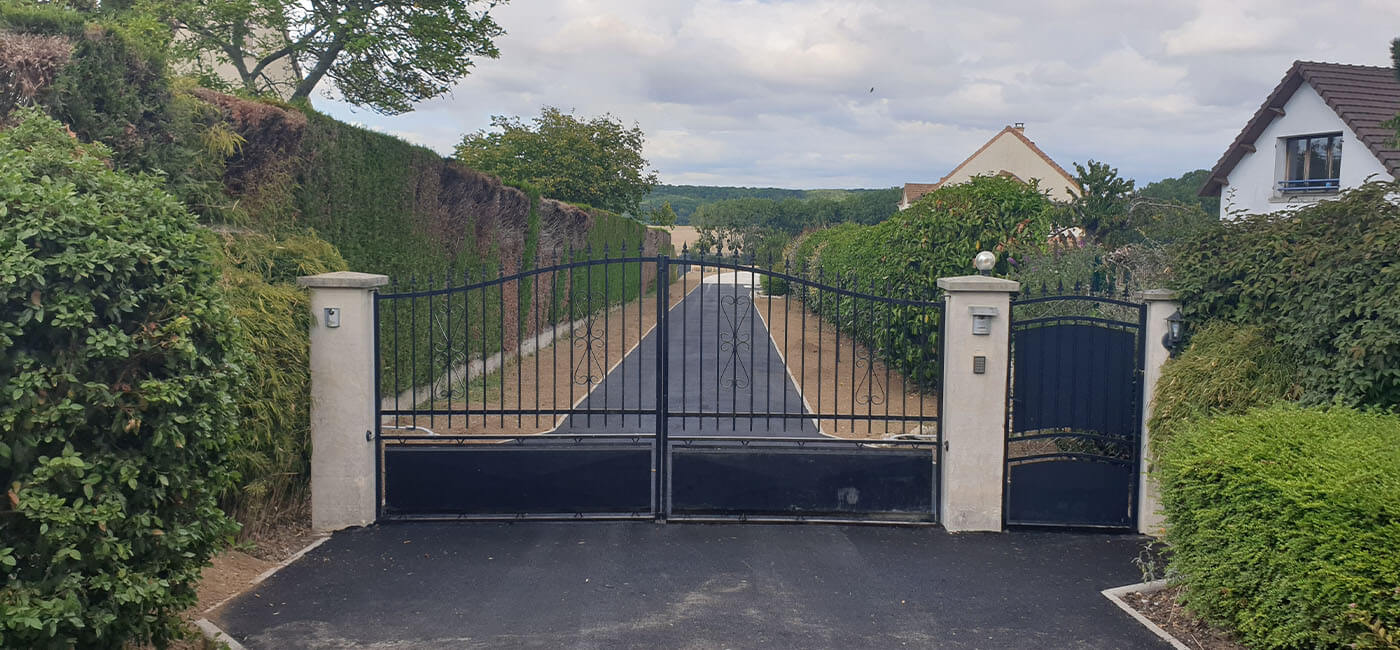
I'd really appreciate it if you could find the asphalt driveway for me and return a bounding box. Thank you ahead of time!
[556,279,819,437]
[212,522,1166,649]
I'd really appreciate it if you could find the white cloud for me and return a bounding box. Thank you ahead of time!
[316,0,1400,187]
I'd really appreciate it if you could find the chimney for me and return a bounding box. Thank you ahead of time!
[1013,122,1025,131]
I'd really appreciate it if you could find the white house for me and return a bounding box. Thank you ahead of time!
[899,124,1081,209]
[1199,61,1400,220]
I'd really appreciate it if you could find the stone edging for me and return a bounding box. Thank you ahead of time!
[1101,579,1192,650]
[194,534,333,650]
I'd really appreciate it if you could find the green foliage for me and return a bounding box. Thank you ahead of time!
[0,110,241,647]
[1148,322,1300,444]
[152,0,504,113]
[2,6,236,221]
[793,175,1055,387]
[1067,159,1135,239]
[1171,180,1400,409]
[646,200,677,228]
[689,190,899,233]
[1157,404,1400,649]
[455,106,659,215]
[210,229,345,534]
[1136,169,1219,217]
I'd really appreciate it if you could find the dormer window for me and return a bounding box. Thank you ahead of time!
[1279,133,1342,193]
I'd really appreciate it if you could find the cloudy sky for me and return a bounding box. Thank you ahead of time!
[317,0,1399,189]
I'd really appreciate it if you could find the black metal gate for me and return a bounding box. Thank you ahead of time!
[373,247,943,524]
[1004,290,1146,529]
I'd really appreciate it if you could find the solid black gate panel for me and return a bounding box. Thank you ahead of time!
[1010,323,1136,435]
[382,444,652,518]
[669,446,935,521]
[1004,459,1134,527]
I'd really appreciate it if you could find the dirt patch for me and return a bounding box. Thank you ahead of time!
[761,294,939,439]
[1123,585,1245,650]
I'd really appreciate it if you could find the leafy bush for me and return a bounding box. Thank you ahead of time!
[791,175,1055,387]
[1171,180,1400,409]
[1148,322,1301,443]
[1158,404,1400,649]
[0,110,242,647]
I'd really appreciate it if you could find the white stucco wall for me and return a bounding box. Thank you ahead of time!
[939,130,1081,202]
[1219,83,1392,220]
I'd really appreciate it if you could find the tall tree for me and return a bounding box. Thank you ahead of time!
[454,106,659,215]
[1069,159,1135,239]
[158,0,505,114]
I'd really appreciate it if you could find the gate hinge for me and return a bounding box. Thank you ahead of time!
[366,429,374,442]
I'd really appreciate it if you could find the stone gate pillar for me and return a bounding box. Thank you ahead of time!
[1135,289,1181,536]
[297,271,389,531]
[936,275,1019,532]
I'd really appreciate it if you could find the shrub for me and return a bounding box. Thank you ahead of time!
[791,175,1055,387]
[0,110,242,647]
[1171,181,1400,409]
[1157,404,1400,649]
[211,230,346,535]
[1148,322,1301,443]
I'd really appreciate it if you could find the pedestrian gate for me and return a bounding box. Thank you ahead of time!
[1004,291,1146,529]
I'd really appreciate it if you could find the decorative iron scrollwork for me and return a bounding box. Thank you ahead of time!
[719,290,753,391]
[573,293,609,386]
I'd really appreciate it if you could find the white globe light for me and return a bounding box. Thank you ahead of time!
[973,251,997,272]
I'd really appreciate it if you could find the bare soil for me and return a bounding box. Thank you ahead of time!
[760,294,938,439]
[1123,585,1245,650]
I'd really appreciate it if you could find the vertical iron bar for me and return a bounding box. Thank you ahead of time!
[884,280,892,435]
[498,268,505,429]
[568,250,576,429]
[849,278,858,437]
[604,246,611,428]
[765,257,774,430]
[516,272,522,429]
[655,254,670,520]
[445,272,452,430]
[480,270,487,428]
[427,273,434,430]
[748,258,755,432]
[638,241,645,429]
[410,275,417,429]
[467,276,474,428]
[782,258,790,426]
[534,269,540,428]
[586,248,593,427]
[816,267,823,431]
[714,253,721,428]
[372,293,382,520]
[681,249,688,430]
[392,278,400,430]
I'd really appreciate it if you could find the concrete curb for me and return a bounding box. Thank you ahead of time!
[1101,579,1191,650]
[195,534,333,649]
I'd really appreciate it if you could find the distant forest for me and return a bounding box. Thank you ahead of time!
[638,184,901,225]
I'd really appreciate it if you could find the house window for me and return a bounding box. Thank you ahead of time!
[1279,133,1342,193]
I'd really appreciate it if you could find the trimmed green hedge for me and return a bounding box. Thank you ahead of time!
[1148,321,1301,444]
[1172,181,1400,409]
[1158,404,1400,649]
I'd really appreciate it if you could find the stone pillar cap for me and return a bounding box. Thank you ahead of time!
[296,271,391,289]
[936,275,1020,293]
[1133,289,1179,302]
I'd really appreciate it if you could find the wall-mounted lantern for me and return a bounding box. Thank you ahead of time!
[1162,308,1184,356]
[973,251,997,276]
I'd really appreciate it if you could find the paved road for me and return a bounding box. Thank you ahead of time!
[213,522,1168,649]
[555,278,820,437]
